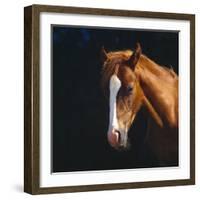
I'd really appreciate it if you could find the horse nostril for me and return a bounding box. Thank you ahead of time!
[115,130,121,142]
[107,129,121,148]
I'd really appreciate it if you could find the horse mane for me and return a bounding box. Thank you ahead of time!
[137,54,178,80]
[101,49,178,94]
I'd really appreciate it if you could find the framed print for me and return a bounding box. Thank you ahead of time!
[24,4,195,194]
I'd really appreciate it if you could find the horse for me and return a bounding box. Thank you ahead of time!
[101,43,178,166]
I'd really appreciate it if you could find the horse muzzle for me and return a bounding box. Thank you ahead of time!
[107,128,129,150]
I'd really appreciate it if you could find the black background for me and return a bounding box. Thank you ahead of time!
[52,26,178,172]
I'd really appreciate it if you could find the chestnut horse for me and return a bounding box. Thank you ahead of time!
[101,43,178,166]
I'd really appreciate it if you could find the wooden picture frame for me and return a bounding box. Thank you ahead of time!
[24,4,195,194]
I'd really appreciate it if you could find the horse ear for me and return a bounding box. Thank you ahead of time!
[128,42,142,70]
[101,46,108,63]
[143,96,163,128]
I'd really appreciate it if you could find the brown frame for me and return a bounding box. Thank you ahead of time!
[24,4,195,194]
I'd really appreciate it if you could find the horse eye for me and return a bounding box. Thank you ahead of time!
[127,85,133,93]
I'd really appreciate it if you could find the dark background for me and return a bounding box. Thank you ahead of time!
[52,26,178,172]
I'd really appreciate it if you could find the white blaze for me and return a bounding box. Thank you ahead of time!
[108,75,121,133]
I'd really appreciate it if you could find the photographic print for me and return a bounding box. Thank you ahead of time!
[24,5,195,194]
[52,26,179,172]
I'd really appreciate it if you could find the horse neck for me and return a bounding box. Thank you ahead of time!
[135,55,178,128]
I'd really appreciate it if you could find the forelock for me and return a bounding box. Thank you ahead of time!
[101,50,132,96]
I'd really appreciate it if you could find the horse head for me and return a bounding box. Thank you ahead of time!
[101,43,163,150]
